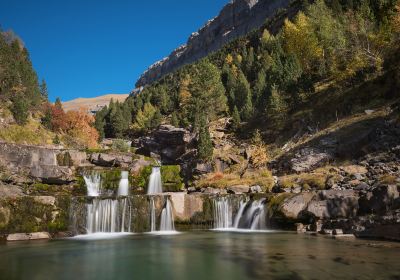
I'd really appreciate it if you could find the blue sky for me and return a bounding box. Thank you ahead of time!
[0,0,227,102]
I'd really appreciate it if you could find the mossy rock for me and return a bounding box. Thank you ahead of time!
[131,165,184,192]
[161,165,184,192]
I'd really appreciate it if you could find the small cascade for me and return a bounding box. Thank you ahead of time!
[147,167,162,194]
[160,197,175,231]
[149,197,156,232]
[86,198,131,233]
[233,199,248,228]
[213,197,232,229]
[213,196,268,231]
[117,171,130,196]
[84,172,102,197]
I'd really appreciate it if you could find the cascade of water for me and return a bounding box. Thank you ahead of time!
[150,197,156,232]
[147,167,163,194]
[117,171,130,196]
[86,198,131,233]
[84,172,102,197]
[213,197,232,229]
[213,197,267,230]
[160,197,175,231]
[233,199,248,228]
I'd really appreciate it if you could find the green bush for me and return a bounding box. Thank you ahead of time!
[112,139,131,153]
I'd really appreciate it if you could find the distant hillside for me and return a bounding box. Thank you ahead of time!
[62,94,129,113]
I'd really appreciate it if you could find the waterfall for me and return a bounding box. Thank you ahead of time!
[213,197,268,230]
[147,167,162,194]
[86,198,131,233]
[117,171,129,196]
[160,197,175,231]
[150,197,156,232]
[84,172,102,197]
[213,197,232,229]
[233,199,248,228]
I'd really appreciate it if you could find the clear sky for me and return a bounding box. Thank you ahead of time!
[0,0,228,102]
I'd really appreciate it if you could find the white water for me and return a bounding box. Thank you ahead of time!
[86,198,131,234]
[213,197,232,229]
[150,197,156,232]
[233,199,248,228]
[213,197,267,231]
[117,171,129,196]
[84,172,102,197]
[160,197,175,231]
[147,167,162,194]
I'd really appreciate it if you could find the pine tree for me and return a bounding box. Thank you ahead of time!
[110,106,125,138]
[241,92,254,121]
[197,117,213,161]
[40,79,48,100]
[231,106,241,130]
[171,112,179,127]
[11,96,29,125]
[55,97,63,109]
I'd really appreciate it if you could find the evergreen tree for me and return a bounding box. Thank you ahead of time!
[171,112,179,127]
[40,79,48,100]
[11,96,29,125]
[241,92,254,121]
[110,105,125,138]
[41,105,53,130]
[55,97,63,109]
[231,106,241,130]
[197,117,213,161]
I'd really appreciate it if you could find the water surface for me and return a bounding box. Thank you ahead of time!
[1,232,399,280]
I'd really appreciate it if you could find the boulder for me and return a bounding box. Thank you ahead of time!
[89,153,133,167]
[30,165,74,184]
[137,125,195,164]
[6,232,51,241]
[280,193,315,219]
[290,147,332,173]
[57,150,88,167]
[249,185,263,193]
[227,185,250,194]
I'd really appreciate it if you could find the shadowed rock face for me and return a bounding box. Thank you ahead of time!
[136,0,291,87]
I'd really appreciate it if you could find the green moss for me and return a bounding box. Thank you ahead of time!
[161,165,184,192]
[2,197,53,233]
[131,166,153,191]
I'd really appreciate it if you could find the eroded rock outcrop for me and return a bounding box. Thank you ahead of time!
[136,0,292,87]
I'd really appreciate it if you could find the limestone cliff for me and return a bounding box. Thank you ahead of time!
[136,0,291,87]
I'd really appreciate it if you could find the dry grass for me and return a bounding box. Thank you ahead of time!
[378,174,399,185]
[0,119,54,145]
[278,166,339,190]
[196,168,274,191]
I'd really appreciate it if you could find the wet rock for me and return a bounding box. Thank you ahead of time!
[333,229,344,235]
[295,223,306,233]
[7,232,51,241]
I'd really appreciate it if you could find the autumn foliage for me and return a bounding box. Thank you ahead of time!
[42,103,99,148]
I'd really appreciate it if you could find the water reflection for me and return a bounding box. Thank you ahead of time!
[0,232,399,280]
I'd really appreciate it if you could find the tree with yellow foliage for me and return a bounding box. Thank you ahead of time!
[282,12,323,73]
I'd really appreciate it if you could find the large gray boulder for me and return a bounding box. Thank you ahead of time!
[89,153,133,167]
[280,193,315,219]
[290,147,333,173]
[137,125,195,164]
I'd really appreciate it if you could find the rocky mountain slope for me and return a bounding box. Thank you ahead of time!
[62,94,129,113]
[136,0,291,87]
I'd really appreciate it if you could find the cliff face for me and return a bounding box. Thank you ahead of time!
[136,0,291,87]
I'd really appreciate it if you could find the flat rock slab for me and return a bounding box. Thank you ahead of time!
[7,232,51,241]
